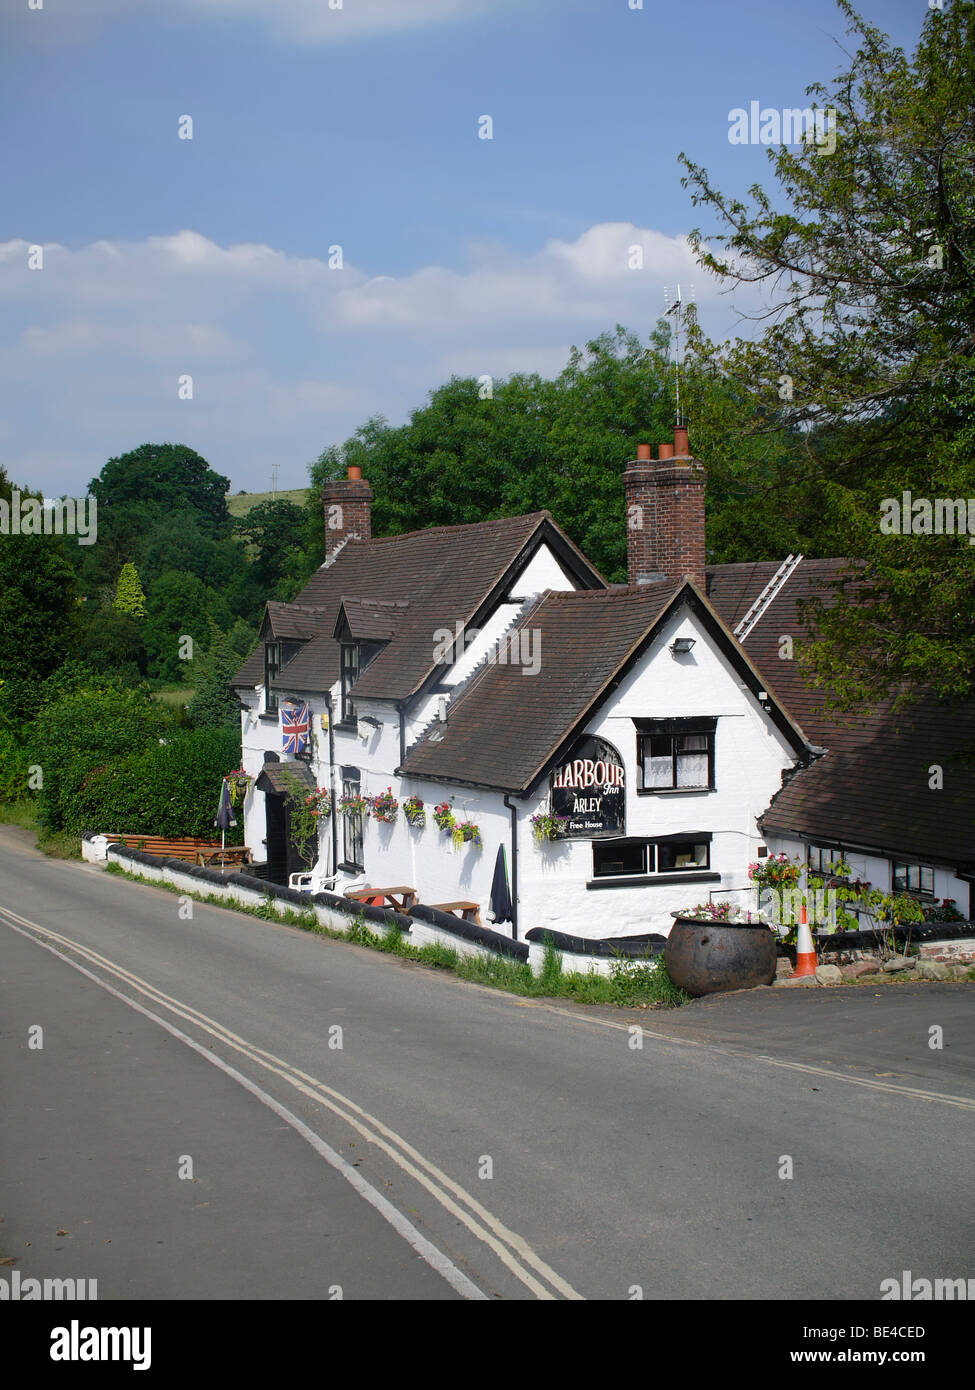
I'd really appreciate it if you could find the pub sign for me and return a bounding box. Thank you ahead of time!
[550,735,625,839]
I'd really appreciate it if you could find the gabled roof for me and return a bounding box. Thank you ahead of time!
[265,601,327,640]
[710,556,975,869]
[399,580,809,794]
[335,597,410,642]
[232,511,605,697]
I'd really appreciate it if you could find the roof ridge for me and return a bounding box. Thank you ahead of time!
[362,511,549,545]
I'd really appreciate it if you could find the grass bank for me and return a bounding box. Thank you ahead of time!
[0,798,81,859]
[103,860,688,1009]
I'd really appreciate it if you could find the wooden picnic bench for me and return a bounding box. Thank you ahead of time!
[431,901,483,926]
[344,885,418,913]
[196,846,253,868]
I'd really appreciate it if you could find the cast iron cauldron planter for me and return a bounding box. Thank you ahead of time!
[665,913,777,997]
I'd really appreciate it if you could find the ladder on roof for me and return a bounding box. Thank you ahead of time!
[733,554,803,642]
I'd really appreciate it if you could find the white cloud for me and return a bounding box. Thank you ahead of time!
[0,222,757,494]
[4,0,524,46]
[190,0,500,43]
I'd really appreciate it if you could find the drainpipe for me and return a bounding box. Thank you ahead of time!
[325,694,338,877]
[503,794,519,941]
[397,700,406,767]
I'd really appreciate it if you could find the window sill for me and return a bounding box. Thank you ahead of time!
[259,713,279,723]
[636,787,714,796]
[587,871,720,890]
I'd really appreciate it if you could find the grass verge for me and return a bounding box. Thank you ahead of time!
[0,798,81,859]
[102,862,688,1009]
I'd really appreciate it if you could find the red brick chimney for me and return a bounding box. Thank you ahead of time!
[323,465,373,565]
[624,427,706,588]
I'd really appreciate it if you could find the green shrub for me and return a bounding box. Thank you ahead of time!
[68,726,243,838]
[0,728,29,803]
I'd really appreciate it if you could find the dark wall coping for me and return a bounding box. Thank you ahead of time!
[525,927,666,958]
[411,904,529,961]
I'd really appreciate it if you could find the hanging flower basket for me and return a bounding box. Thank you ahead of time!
[339,792,368,818]
[530,811,568,844]
[225,768,252,805]
[369,787,399,823]
[303,787,332,819]
[403,796,426,828]
[451,819,482,850]
[433,801,455,833]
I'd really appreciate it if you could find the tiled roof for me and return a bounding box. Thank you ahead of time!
[400,582,680,792]
[709,557,975,868]
[336,597,410,642]
[232,511,604,697]
[762,698,975,869]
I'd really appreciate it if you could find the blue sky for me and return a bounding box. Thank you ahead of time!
[1,0,925,496]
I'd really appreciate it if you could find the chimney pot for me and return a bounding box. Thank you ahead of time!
[347,464,362,481]
[658,442,674,459]
[636,443,652,461]
[674,426,689,455]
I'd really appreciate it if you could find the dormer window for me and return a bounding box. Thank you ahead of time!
[265,642,281,714]
[341,643,360,723]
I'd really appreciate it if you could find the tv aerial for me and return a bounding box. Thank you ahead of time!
[663,283,693,428]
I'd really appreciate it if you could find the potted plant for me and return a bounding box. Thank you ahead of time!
[530,810,569,844]
[433,801,455,833]
[451,819,482,849]
[403,796,426,828]
[369,787,399,823]
[665,900,777,996]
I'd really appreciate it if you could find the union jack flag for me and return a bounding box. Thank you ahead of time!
[281,701,310,755]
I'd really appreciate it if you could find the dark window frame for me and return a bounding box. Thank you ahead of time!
[340,643,360,724]
[892,859,935,899]
[592,834,712,879]
[635,719,716,793]
[264,641,281,714]
[341,776,364,872]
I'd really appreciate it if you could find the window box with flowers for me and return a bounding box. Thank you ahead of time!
[369,787,399,823]
[403,796,426,828]
[339,791,368,819]
[304,787,332,819]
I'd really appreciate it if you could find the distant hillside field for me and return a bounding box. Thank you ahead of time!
[226,488,309,517]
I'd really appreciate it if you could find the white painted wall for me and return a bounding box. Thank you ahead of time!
[517,605,802,938]
[763,832,971,922]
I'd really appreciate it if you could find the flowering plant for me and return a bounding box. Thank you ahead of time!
[433,801,455,833]
[369,787,399,823]
[530,811,569,844]
[451,819,482,849]
[303,787,332,818]
[679,901,764,924]
[338,792,368,818]
[225,767,252,804]
[747,854,802,889]
[403,796,426,828]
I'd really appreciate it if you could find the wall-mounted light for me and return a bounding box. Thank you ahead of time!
[670,637,696,656]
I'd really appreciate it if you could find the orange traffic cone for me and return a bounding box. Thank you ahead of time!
[793,900,818,978]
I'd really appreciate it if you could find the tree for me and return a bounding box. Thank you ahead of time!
[234,499,306,588]
[187,625,244,731]
[113,562,147,618]
[143,570,232,684]
[679,0,975,703]
[0,529,79,721]
[90,442,231,538]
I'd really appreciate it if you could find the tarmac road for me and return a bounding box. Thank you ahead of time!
[2,827,973,1301]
